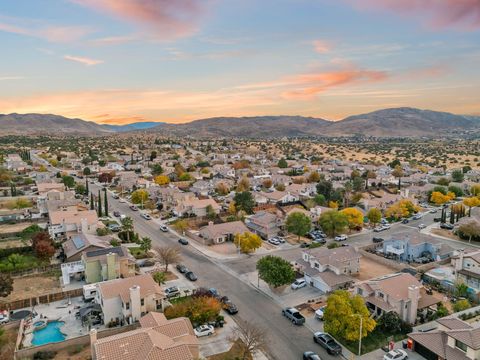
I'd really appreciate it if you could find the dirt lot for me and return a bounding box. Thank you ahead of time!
[0,222,31,234]
[53,344,91,360]
[0,238,25,249]
[356,257,399,281]
[431,228,460,241]
[3,274,61,301]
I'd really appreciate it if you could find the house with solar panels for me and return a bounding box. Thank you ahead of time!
[62,233,112,262]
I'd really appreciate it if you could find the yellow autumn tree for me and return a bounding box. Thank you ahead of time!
[340,207,364,229]
[430,191,455,205]
[471,184,480,196]
[236,176,250,192]
[234,232,262,254]
[154,175,170,185]
[329,201,339,209]
[385,199,420,220]
[463,197,480,216]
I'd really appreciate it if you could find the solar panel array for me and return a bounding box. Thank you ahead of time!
[72,235,85,249]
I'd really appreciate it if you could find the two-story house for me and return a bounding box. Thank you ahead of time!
[452,249,480,295]
[245,211,281,239]
[409,317,480,360]
[295,247,360,293]
[95,274,164,326]
[48,209,98,239]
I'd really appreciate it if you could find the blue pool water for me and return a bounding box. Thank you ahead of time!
[31,321,66,346]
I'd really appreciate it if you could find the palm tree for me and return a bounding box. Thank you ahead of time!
[121,216,134,242]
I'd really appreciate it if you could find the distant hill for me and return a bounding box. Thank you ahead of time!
[0,113,112,135]
[322,107,479,137]
[1,108,479,137]
[102,121,164,132]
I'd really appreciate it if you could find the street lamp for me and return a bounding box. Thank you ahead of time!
[351,313,363,356]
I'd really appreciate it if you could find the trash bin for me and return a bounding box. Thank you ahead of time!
[402,340,408,349]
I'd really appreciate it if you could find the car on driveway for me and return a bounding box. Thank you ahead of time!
[178,238,189,245]
[194,324,214,337]
[185,271,197,281]
[141,213,152,220]
[303,351,321,360]
[313,332,342,355]
[315,306,326,320]
[107,223,121,232]
[334,234,347,242]
[291,278,307,290]
[176,264,188,273]
[165,286,180,298]
[130,205,138,211]
[0,311,9,324]
[383,349,408,360]
[440,222,454,230]
[159,224,168,232]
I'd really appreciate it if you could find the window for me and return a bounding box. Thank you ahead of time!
[455,340,467,352]
[141,298,144,306]
[125,302,130,310]
[357,288,363,296]
[314,262,320,269]
[378,292,384,299]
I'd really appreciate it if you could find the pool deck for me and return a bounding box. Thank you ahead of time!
[22,296,105,348]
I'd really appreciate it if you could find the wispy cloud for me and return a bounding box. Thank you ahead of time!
[0,76,24,81]
[89,34,136,46]
[71,0,209,40]
[312,39,331,53]
[64,55,104,66]
[0,15,94,42]
[349,0,480,30]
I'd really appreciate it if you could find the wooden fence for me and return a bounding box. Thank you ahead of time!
[0,288,83,311]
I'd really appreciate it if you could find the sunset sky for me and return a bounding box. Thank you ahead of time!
[0,0,479,124]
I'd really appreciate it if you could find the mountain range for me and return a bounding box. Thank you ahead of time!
[0,107,479,138]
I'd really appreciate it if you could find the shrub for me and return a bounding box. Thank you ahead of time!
[164,296,221,325]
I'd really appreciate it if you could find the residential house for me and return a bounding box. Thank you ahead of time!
[199,221,249,245]
[91,312,198,360]
[354,273,441,324]
[408,317,480,360]
[261,190,299,204]
[295,247,360,293]
[62,233,111,262]
[83,246,136,284]
[245,211,281,239]
[452,249,480,296]
[37,182,65,195]
[174,197,221,217]
[95,274,164,325]
[48,209,98,239]
[382,233,455,263]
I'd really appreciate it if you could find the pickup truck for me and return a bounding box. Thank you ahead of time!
[282,307,305,325]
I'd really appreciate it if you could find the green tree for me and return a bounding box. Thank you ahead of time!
[316,180,333,200]
[62,175,75,189]
[277,158,288,168]
[324,290,376,345]
[448,185,463,198]
[318,210,348,237]
[388,159,401,169]
[256,255,295,288]
[206,204,216,220]
[234,232,262,254]
[0,273,13,297]
[352,176,364,192]
[455,282,469,298]
[7,253,25,270]
[233,191,255,214]
[152,271,166,284]
[83,167,91,176]
[285,212,311,240]
[121,216,134,242]
[103,188,109,217]
[90,192,94,210]
[151,164,164,176]
[367,208,382,227]
[313,194,326,206]
[452,169,465,183]
[140,237,152,252]
[97,190,102,217]
[75,184,86,195]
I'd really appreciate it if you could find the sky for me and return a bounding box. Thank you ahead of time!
[0,0,479,124]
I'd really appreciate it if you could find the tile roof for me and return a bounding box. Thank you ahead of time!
[437,318,472,330]
[98,274,163,302]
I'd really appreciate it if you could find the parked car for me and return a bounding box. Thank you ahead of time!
[178,238,189,245]
[418,224,426,229]
[291,278,307,290]
[112,194,119,199]
[275,236,286,244]
[222,300,238,315]
[113,211,121,217]
[165,286,180,298]
[141,213,152,220]
[303,351,321,360]
[159,224,168,232]
[401,219,409,224]
[433,217,442,222]
[313,332,342,355]
[373,227,385,232]
[440,223,454,230]
[383,349,408,360]
[185,271,197,281]
[282,307,305,325]
[334,234,347,242]
[315,306,326,320]
[130,205,138,211]
[300,242,309,248]
[0,311,9,324]
[107,223,121,232]
[382,224,391,230]
[372,237,384,243]
[176,264,188,273]
[194,324,215,337]
[429,208,438,214]
[268,238,280,246]
[413,214,423,220]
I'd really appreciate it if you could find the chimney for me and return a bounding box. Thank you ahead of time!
[80,218,88,233]
[106,252,116,280]
[407,285,420,324]
[129,285,141,323]
[90,329,97,358]
[454,249,465,274]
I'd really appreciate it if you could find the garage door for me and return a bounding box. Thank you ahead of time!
[414,341,438,360]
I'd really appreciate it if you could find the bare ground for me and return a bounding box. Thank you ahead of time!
[356,257,399,281]
[3,274,61,301]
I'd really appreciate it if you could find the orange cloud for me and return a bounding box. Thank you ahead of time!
[72,0,208,39]
[312,40,331,53]
[64,55,104,66]
[351,0,480,30]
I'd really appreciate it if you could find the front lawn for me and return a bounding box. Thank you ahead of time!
[128,247,148,259]
[338,328,407,355]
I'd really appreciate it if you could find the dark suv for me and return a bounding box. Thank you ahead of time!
[313,332,342,355]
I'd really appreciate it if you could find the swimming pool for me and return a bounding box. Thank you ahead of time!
[31,321,66,346]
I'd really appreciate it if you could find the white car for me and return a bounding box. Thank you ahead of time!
[159,225,168,232]
[383,349,408,360]
[418,223,426,229]
[119,198,126,203]
[0,310,9,324]
[141,213,152,220]
[268,238,280,245]
[291,278,307,290]
[382,224,391,230]
[315,306,326,320]
[194,324,215,337]
[334,234,348,241]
